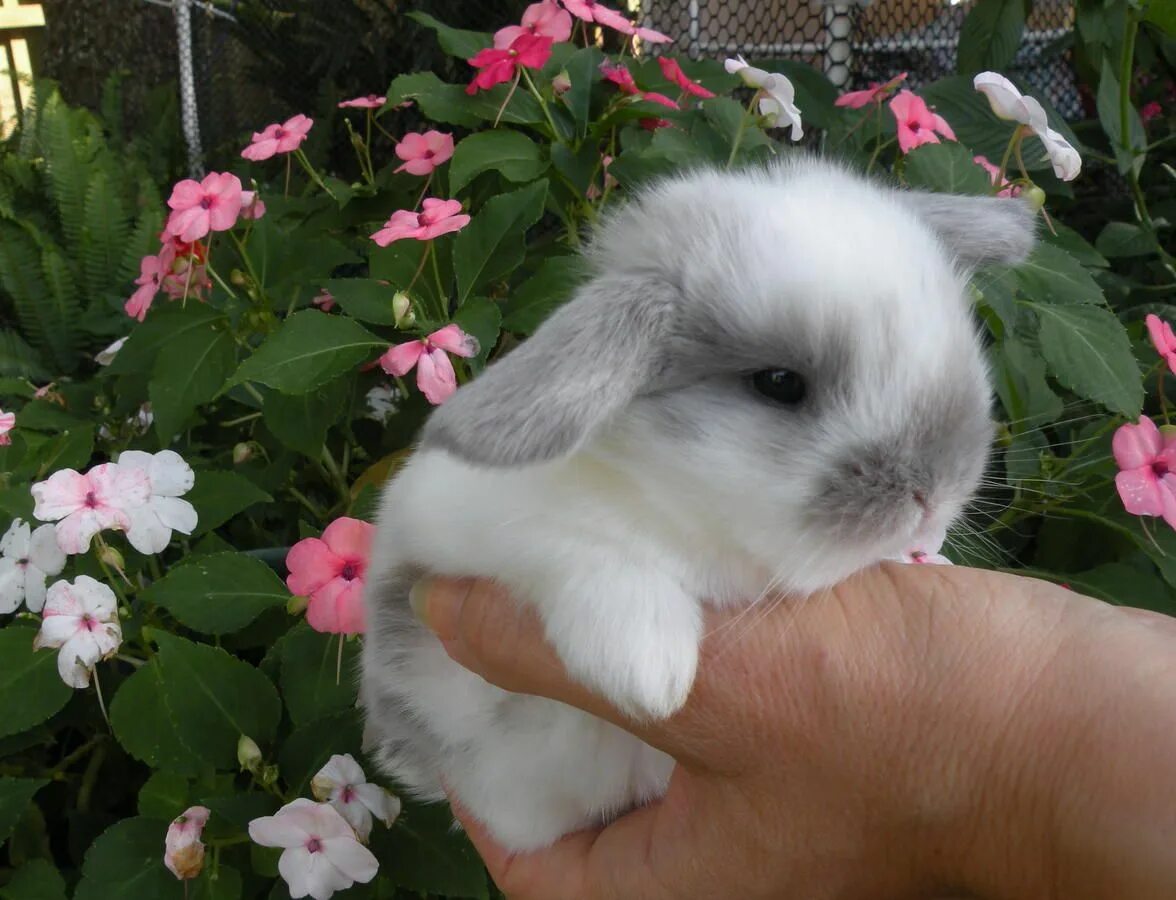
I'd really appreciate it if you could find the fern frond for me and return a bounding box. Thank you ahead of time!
[80,169,130,304]
[39,243,81,370]
[38,92,89,249]
[0,328,50,380]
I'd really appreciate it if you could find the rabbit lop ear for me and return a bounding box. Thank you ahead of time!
[421,273,676,467]
[901,191,1038,267]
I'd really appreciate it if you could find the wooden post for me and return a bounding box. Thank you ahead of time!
[0,0,45,137]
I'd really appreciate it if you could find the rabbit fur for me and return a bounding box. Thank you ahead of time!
[359,159,1036,850]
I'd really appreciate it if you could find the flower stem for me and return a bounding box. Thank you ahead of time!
[429,243,447,316]
[91,667,111,731]
[294,149,338,201]
[206,262,239,301]
[725,93,759,169]
[520,67,560,140]
[996,124,1024,186]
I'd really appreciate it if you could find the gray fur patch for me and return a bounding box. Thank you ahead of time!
[899,191,1038,267]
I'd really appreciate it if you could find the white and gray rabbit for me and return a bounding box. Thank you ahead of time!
[359,159,1036,851]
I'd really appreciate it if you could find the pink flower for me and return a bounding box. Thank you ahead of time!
[393,131,455,176]
[658,57,715,99]
[286,517,373,634]
[165,806,210,880]
[33,576,122,689]
[241,114,313,161]
[338,95,386,109]
[562,0,636,34]
[639,91,679,130]
[601,61,639,95]
[634,26,672,43]
[0,408,14,446]
[1147,314,1176,376]
[240,190,267,220]
[493,0,573,48]
[466,32,553,94]
[379,324,478,406]
[1141,101,1163,123]
[312,290,336,312]
[973,155,1021,198]
[370,198,470,246]
[889,90,956,153]
[1113,416,1176,530]
[834,72,908,109]
[161,256,211,302]
[248,799,378,899]
[164,172,244,242]
[31,464,151,555]
[125,251,171,321]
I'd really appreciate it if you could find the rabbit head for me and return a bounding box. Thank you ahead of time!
[423,161,1035,593]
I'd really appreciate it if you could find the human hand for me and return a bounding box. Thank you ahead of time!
[411,565,1176,899]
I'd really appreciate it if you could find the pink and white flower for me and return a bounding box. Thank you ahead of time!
[393,131,455,176]
[115,450,198,555]
[33,576,122,688]
[493,0,573,48]
[31,464,150,555]
[286,517,373,635]
[241,114,314,162]
[164,806,210,880]
[311,754,401,842]
[379,324,478,405]
[0,519,66,614]
[973,72,1081,181]
[1113,416,1176,530]
[164,173,244,243]
[889,90,956,153]
[248,799,378,900]
[370,199,470,246]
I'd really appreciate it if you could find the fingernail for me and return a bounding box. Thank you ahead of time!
[408,577,433,627]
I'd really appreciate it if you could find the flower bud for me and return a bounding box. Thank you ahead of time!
[260,764,280,786]
[310,772,333,802]
[230,269,248,286]
[392,292,415,328]
[99,544,125,572]
[552,71,572,95]
[1024,185,1047,211]
[237,734,263,772]
[287,594,309,616]
[232,442,253,465]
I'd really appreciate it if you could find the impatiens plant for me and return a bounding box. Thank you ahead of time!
[0,0,1173,896]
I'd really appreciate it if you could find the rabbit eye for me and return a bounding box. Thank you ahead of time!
[751,369,806,406]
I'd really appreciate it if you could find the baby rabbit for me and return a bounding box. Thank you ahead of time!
[360,159,1036,850]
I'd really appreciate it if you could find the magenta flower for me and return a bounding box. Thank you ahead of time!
[31,463,150,555]
[889,90,956,153]
[1113,416,1176,530]
[241,114,314,161]
[338,94,386,109]
[493,0,572,48]
[834,72,907,109]
[370,198,470,246]
[601,61,639,95]
[164,172,244,242]
[973,155,1021,198]
[639,91,679,130]
[562,0,636,34]
[1141,101,1163,123]
[165,806,210,880]
[466,32,553,94]
[248,800,378,898]
[312,290,336,312]
[1147,314,1176,376]
[33,576,122,689]
[393,131,455,176]
[0,408,14,446]
[658,57,715,99]
[286,517,374,635]
[379,324,478,406]
[125,249,172,321]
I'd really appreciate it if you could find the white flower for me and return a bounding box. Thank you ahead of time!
[249,799,379,900]
[164,805,210,880]
[33,576,122,688]
[724,55,803,141]
[364,385,402,425]
[973,72,1081,181]
[95,337,127,366]
[116,450,198,554]
[310,754,401,842]
[0,519,66,613]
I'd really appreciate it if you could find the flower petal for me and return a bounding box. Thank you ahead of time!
[1116,468,1165,517]
[286,538,342,597]
[1113,417,1162,470]
[416,348,458,405]
[320,836,379,884]
[321,518,373,562]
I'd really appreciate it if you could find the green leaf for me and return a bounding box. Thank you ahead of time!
[385,72,543,128]
[137,770,191,820]
[263,376,350,457]
[1033,303,1143,416]
[903,141,994,194]
[453,297,502,368]
[73,818,180,900]
[149,321,236,443]
[0,859,67,900]
[141,552,290,635]
[107,305,226,376]
[1095,221,1153,258]
[1014,243,1104,306]
[231,311,385,394]
[0,778,46,846]
[406,11,491,58]
[992,336,1063,428]
[111,661,209,776]
[279,709,364,795]
[957,0,1026,74]
[1145,2,1176,35]
[186,471,272,535]
[373,802,489,899]
[701,96,771,160]
[1075,563,1175,615]
[1043,222,1108,269]
[321,279,400,325]
[502,255,585,334]
[449,131,548,196]
[454,180,548,303]
[0,625,72,740]
[1097,58,1146,174]
[562,47,605,138]
[279,625,360,726]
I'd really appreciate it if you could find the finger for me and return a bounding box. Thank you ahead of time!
[411,576,710,760]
